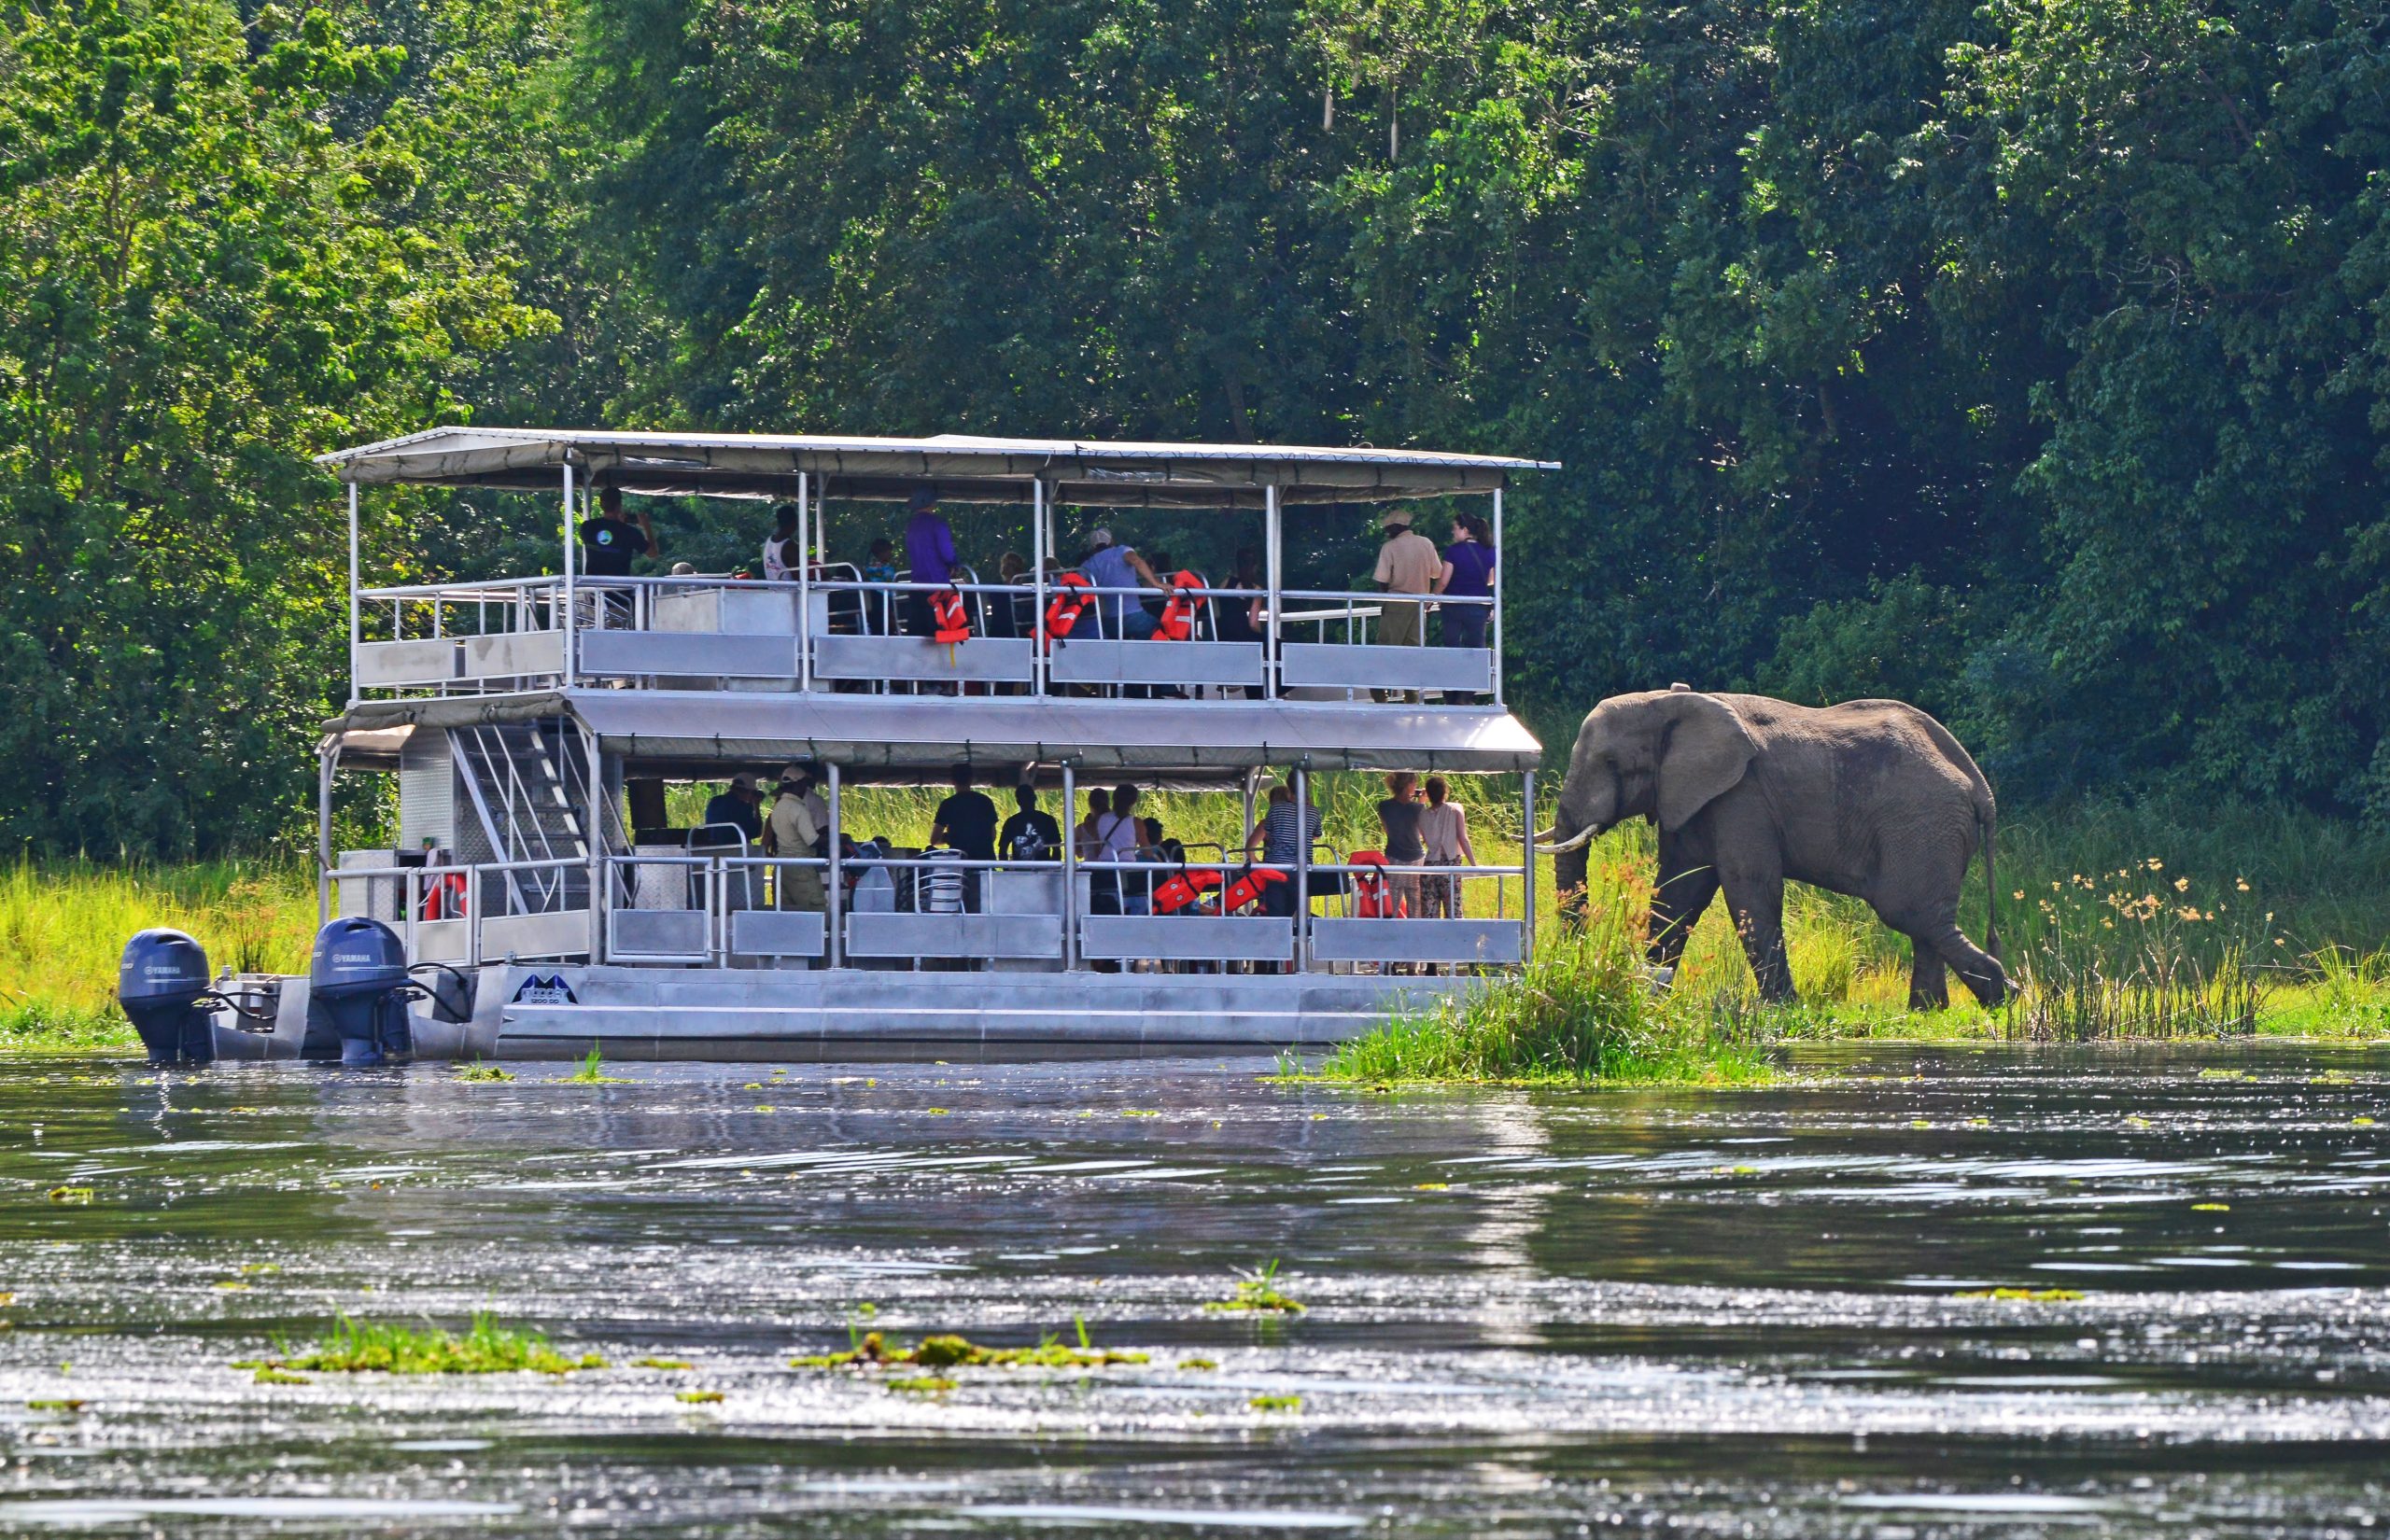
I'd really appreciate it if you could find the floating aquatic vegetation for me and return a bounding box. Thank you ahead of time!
[455,1062,514,1083]
[46,1186,92,1205]
[254,1313,606,1375]
[752,1105,775,1113]
[633,1357,694,1370]
[240,1263,279,1275]
[887,1376,956,1393]
[1413,1182,1450,1191]
[1953,1287,2086,1302]
[2355,1116,2377,1127]
[1202,1260,1305,1314]
[791,1324,1146,1372]
[251,1368,309,1386]
[675,1389,723,1404]
[1708,1165,1760,1176]
[214,1281,251,1292]
[561,1047,629,1085]
[25,1398,84,1412]
[1248,1393,1301,1412]
[1121,1109,1161,1117]
[2197,1068,2248,1081]
[925,1108,950,1115]
[1176,1357,1217,1371]
[2193,1202,2231,1211]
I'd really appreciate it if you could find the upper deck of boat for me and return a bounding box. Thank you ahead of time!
[326,427,1554,770]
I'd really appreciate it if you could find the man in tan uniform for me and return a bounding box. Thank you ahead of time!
[1371,509,1441,701]
[766,765,825,913]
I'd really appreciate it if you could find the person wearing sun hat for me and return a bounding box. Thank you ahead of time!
[1371,507,1441,699]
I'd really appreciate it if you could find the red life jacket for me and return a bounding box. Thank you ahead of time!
[1154,569,1204,641]
[1041,571,1092,646]
[1151,867,1223,916]
[1349,849,1404,918]
[931,587,971,645]
[1219,865,1286,914]
[420,869,467,921]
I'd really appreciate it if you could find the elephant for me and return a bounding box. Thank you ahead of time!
[1537,687,2008,1008]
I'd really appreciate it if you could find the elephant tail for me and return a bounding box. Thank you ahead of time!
[1978,805,2002,964]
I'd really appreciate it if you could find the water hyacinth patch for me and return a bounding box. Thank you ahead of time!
[246,1313,606,1376]
[1203,1260,1305,1314]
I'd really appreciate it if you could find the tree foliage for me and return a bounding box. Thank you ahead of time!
[4,0,2388,852]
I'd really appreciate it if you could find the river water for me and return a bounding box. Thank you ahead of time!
[0,1043,2385,1535]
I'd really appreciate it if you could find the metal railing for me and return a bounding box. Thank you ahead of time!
[350,571,1499,703]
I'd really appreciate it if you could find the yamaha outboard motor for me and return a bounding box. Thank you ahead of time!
[117,929,217,1066]
[307,917,413,1067]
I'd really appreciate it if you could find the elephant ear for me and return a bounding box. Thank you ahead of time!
[1655,693,1759,832]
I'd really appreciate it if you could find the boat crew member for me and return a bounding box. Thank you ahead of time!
[931,766,999,912]
[702,772,765,845]
[999,783,1062,861]
[1079,528,1163,638]
[762,503,801,581]
[1372,508,1440,700]
[579,485,658,576]
[902,486,957,637]
[766,766,825,917]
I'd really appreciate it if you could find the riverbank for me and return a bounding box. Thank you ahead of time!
[7,799,2388,1060]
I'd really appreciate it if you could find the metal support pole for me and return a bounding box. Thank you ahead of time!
[1264,486,1282,700]
[1061,762,1078,971]
[584,722,604,963]
[345,483,360,706]
[561,462,578,689]
[316,745,334,924]
[1032,481,1048,695]
[1490,486,1504,707]
[826,762,844,969]
[1292,763,1310,973]
[797,471,813,692]
[1522,769,1537,960]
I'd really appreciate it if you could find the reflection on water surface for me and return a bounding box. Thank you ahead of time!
[1,1043,2385,1534]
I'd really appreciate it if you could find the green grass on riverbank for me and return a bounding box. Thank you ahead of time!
[7,797,2390,1060]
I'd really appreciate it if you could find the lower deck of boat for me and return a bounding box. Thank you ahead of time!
[211,962,1475,1063]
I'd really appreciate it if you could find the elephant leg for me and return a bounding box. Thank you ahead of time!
[1905,934,1949,1011]
[1648,856,1720,969]
[1887,905,2008,1008]
[1720,860,1794,1003]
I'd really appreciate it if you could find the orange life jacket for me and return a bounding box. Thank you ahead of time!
[931,587,970,645]
[1154,569,1205,641]
[1041,571,1092,646]
[1151,867,1224,916]
[1219,865,1286,914]
[1349,849,1404,918]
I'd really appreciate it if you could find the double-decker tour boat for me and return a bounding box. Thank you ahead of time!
[118,428,1556,1064]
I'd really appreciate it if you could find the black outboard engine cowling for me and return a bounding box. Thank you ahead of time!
[118,929,217,1066]
[307,917,413,1067]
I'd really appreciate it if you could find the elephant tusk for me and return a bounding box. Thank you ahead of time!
[1535,823,1598,854]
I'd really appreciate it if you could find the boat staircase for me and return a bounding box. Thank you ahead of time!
[450,721,624,917]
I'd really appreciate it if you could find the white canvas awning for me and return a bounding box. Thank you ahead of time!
[316,427,1556,508]
[329,691,1543,778]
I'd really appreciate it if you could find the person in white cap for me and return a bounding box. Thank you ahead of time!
[701,772,764,845]
[766,766,825,915]
[1371,508,1441,699]
[1077,526,1164,638]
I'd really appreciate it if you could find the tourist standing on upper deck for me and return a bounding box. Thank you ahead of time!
[1000,783,1062,860]
[1372,510,1440,702]
[1079,528,1163,638]
[902,487,957,637]
[762,504,801,581]
[580,485,659,576]
[1438,511,1496,649]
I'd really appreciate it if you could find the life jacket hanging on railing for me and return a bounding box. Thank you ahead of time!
[1218,865,1286,915]
[1040,571,1093,649]
[419,867,467,921]
[1349,849,1404,918]
[1151,865,1224,916]
[931,585,971,663]
[1154,570,1205,641]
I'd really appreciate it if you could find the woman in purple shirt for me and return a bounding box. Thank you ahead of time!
[1437,511,1496,650]
[901,486,957,637]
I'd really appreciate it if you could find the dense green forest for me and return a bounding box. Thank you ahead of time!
[4,0,2387,856]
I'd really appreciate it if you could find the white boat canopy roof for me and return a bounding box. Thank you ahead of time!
[318,427,1556,508]
[328,691,1542,779]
